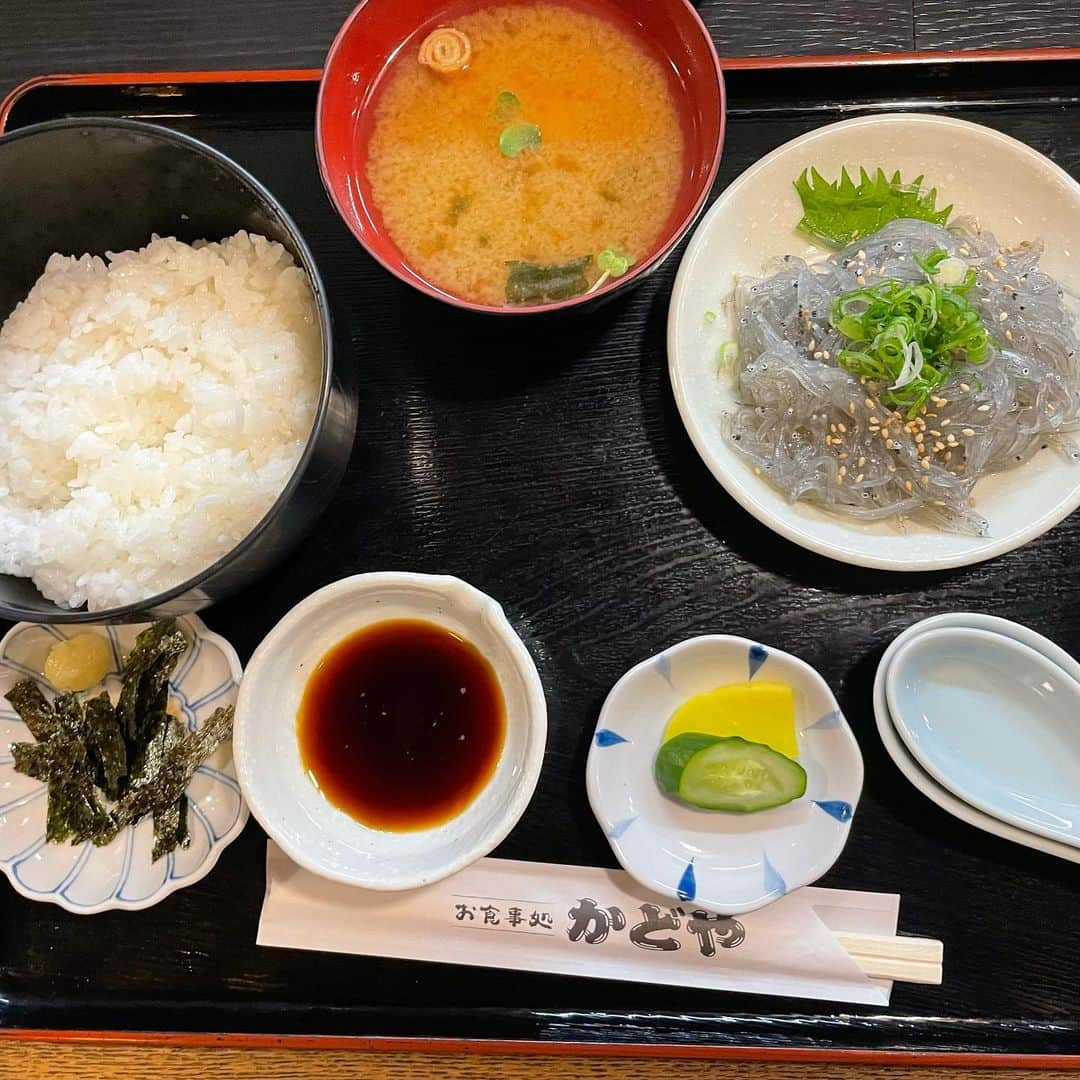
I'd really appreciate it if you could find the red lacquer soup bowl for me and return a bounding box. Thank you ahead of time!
[316,0,725,314]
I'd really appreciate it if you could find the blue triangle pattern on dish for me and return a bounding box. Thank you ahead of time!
[805,708,843,730]
[594,728,629,747]
[676,859,696,902]
[653,652,673,687]
[608,816,638,840]
[762,852,787,898]
[748,644,768,680]
[814,799,854,823]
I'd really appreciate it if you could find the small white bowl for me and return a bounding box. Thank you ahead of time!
[586,635,863,916]
[872,612,1080,864]
[886,625,1080,849]
[233,572,547,890]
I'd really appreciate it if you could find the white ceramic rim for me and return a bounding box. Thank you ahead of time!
[233,572,548,889]
[0,614,250,913]
[586,634,864,915]
[872,612,1080,864]
[667,113,1080,571]
[884,624,1080,850]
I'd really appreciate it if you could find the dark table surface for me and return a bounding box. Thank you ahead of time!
[0,0,1078,1055]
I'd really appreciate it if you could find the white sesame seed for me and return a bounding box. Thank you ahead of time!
[1005,329,1014,341]
[999,311,1009,322]
[854,473,864,483]
[941,418,952,427]
[838,466,847,478]
[960,383,970,392]
[934,441,946,452]
[885,439,895,449]
[848,402,857,415]
[823,350,831,360]
[858,456,866,467]
[865,397,875,409]
[962,428,975,437]
[830,423,838,434]
[814,351,824,360]
[977,405,990,412]
[904,480,913,492]
[837,422,847,433]
[921,457,930,469]
[869,416,879,425]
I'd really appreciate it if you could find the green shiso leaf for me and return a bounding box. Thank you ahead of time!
[499,122,542,158]
[506,256,592,303]
[794,166,953,249]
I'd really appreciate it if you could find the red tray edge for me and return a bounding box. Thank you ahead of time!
[3,46,1080,133]
[2,44,1080,1064]
[0,1029,1077,1066]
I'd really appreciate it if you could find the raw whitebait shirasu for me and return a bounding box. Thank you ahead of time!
[726,219,1080,534]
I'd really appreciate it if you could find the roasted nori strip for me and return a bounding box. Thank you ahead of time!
[6,679,59,740]
[11,740,75,782]
[8,619,221,860]
[112,706,234,832]
[152,794,189,863]
[115,620,186,748]
[83,692,127,800]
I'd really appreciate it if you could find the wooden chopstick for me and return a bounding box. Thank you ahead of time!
[834,932,944,985]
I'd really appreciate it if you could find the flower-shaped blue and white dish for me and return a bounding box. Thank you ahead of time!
[586,635,863,916]
[0,616,247,913]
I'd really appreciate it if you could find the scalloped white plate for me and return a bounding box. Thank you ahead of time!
[0,616,248,913]
[586,635,863,916]
[668,113,1080,570]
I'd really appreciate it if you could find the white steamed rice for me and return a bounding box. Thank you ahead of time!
[0,231,321,611]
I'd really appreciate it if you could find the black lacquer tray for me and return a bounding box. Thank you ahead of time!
[0,50,1078,1064]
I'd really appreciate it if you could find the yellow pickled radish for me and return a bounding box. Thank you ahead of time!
[663,682,798,760]
[43,633,112,692]
[418,27,472,74]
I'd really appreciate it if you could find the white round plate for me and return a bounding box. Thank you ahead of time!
[668,113,1080,570]
[234,572,547,891]
[872,612,1080,864]
[586,635,863,916]
[0,616,248,913]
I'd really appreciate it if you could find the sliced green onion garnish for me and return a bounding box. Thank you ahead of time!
[499,122,541,158]
[829,273,991,416]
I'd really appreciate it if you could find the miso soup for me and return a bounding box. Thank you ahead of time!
[366,2,686,306]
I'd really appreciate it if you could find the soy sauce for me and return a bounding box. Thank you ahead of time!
[297,619,506,832]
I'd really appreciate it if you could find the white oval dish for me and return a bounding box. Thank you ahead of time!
[886,626,1080,849]
[233,572,547,890]
[586,635,863,916]
[0,616,247,913]
[872,612,1080,864]
[668,113,1080,570]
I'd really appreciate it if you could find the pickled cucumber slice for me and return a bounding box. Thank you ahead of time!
[655,733,806,813]
[654,732,720,795]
